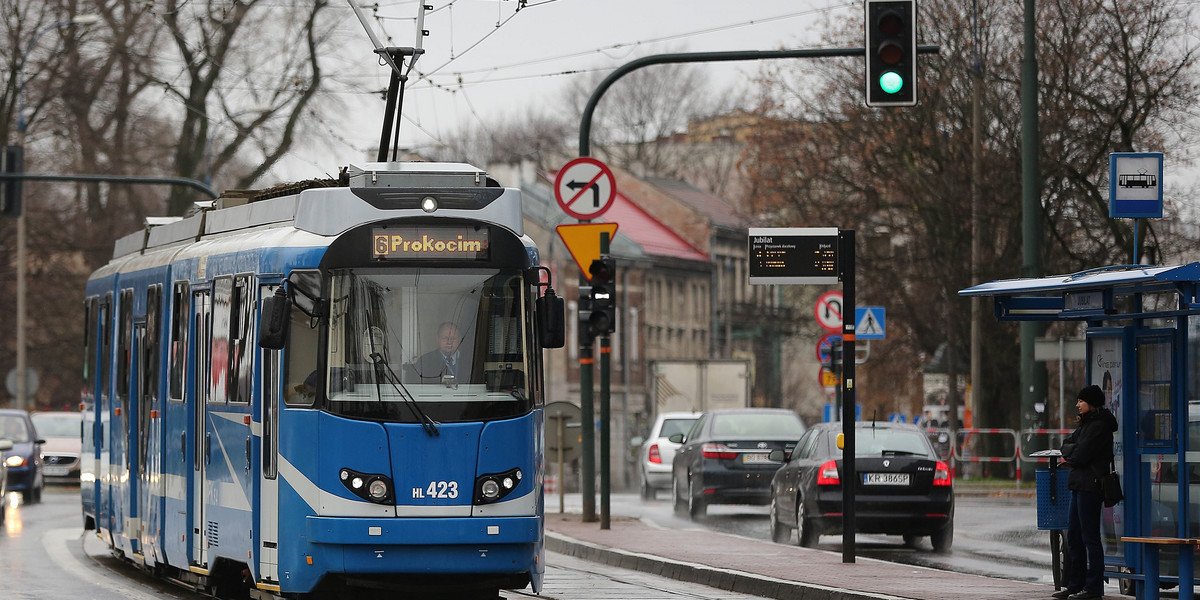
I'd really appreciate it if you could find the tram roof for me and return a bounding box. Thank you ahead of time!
[958,262,1200,321]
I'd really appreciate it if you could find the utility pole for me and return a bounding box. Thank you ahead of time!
[1020,0,1048,470]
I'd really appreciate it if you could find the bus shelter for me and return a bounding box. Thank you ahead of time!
[960,263,1200,599]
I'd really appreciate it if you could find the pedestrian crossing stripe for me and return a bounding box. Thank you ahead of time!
[855,306,885,340]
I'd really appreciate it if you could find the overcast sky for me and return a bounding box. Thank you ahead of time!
[276,0,852,176]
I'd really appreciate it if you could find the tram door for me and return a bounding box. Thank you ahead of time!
[258,284,282,583]
[140,285,164,563]
[129,322,145,557]
[191,290,212,568]
[115,289,133,553]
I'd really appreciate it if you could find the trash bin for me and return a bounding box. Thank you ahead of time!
[1031,449,1070,589]
[1036,466,1071,530]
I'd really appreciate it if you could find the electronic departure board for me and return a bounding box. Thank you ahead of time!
[748,227,840,285]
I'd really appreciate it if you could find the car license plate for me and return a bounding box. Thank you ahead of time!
[863,472,909,485]
[44,466,70,476]
[742,453,772,464]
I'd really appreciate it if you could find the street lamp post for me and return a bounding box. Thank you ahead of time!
[12,14,100,411]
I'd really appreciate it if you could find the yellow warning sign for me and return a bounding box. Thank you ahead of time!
[819,366,840,388]
[556,223,619,280]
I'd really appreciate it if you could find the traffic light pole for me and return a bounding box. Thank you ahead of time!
[1,170,216,412]
[598,231,612,529]
[839,229,857,564]
[576,46,938,157]
[599,334,611,530]
[579,338,596,523]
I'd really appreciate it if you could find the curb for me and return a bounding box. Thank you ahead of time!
[546,530,907,600]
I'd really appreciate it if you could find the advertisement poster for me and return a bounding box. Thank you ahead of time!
[1090,337,1123,446]
[1089,336,1124,557]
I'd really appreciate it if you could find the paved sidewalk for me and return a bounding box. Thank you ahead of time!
[545,512,1071,600]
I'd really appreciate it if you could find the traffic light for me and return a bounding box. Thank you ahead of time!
[0,145,23,218]
[578,284,595,344]
[865,0,917,107]
[586,257,617,338]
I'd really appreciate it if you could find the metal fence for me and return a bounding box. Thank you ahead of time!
[921,427,1071,481]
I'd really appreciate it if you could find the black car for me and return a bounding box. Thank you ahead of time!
[0,438,9,525]
[0,409,45,504]
[768,421,954,551]
[670,408,806,519]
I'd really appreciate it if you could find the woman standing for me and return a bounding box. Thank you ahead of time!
[1054,385,1118,600]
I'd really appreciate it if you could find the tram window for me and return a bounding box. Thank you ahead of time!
[229,275,255,405]
[84,298,97,392]
[262,285,281,479]
[146,285,162,403]
[117,289,133,399]
[285,295,320,407]
[169,282,189,403]
[211,277,232,405]
[100,295,111,400]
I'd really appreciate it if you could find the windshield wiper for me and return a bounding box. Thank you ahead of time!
[881,449,922,457]
[369,352,440,437]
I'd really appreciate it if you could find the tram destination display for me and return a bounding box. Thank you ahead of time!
[748,227,839,285]
[372,225,490,260]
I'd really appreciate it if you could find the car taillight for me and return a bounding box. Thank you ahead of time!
[817,459,840,485]
[701,443,738,460]
[933,460,952,486]
[648,444,662,464]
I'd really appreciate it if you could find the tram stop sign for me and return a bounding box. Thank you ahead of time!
[544,401,582,463]
[5,367,38,396]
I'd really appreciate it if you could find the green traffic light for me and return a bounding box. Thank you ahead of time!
[879,71,904,94]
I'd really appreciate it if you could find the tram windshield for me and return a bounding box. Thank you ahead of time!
[312,267,533,422]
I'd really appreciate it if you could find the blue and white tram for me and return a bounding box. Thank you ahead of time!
[81,162,565,599]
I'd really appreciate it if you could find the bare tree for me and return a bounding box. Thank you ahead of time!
[0,0,343,410]
[741,0,1199,425]
[563,55,725,175]
[155,0,334,214]
[429,107,573,172]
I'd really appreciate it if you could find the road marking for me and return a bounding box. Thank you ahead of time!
[41,527,163,600]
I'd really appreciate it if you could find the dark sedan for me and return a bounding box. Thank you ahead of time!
[0,409,45,504]
[768,421,954,552]
[0,438,9,525]
[670,408,806,519]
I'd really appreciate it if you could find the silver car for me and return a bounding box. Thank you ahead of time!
[30,412,82,483]
[638,412,700,499]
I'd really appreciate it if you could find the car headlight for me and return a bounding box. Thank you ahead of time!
[5,455,25,468]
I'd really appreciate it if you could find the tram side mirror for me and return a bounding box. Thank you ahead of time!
[536,288,565,349]
[0,439,12,452]
[259,286,290,350]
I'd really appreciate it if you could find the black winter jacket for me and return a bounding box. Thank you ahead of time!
[1060,407,1118,492]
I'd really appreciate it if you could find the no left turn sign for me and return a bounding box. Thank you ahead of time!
[555,157,616,220]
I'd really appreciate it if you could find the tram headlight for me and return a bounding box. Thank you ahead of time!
[421,196,438,213]
[6,455,25,468]
[368,479,390,501]
[481,479,500,500]
[339,468,395,505]
[474,467,523,505]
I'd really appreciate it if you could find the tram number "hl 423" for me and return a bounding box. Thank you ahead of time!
[413,481,459,499]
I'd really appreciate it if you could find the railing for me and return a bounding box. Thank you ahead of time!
[924,428,1019,477]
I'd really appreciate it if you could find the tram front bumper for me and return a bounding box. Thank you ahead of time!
[306,514,540,545]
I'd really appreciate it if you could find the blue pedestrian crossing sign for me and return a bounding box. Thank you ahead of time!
[855,306,886,340]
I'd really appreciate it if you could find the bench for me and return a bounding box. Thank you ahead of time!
[1120,536,1199,600]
